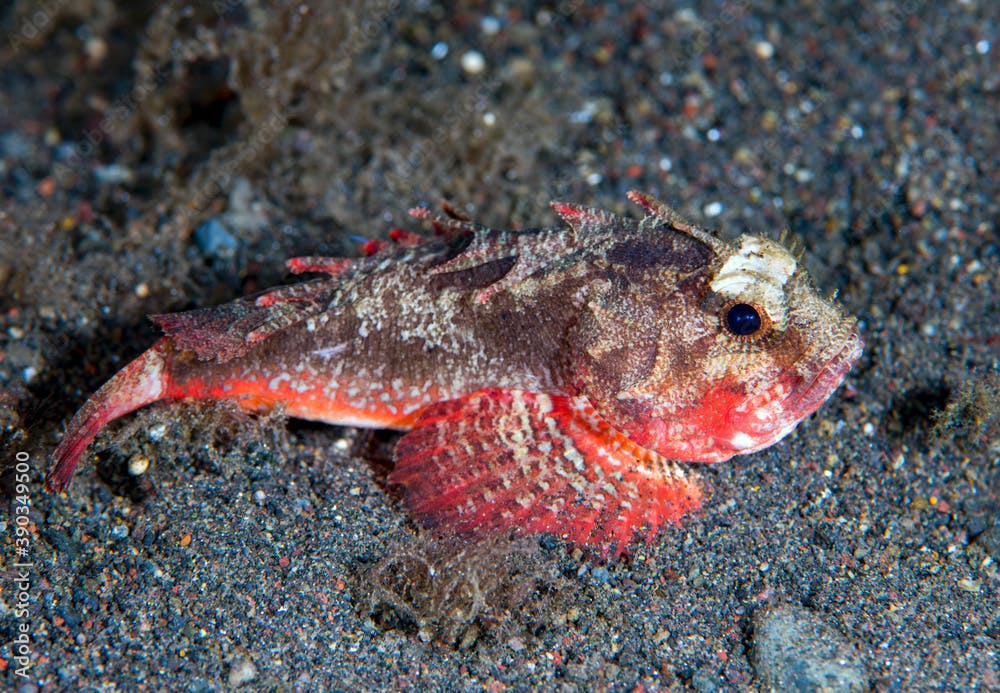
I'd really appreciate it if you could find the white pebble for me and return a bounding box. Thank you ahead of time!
[703,201,723,217]
[128,455,150,476]
[754,40,775,59]
[461,50,486,75]
[148,423,168,441]
[975,39,990,55]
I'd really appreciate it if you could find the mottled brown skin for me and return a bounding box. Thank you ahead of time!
[47,192,862,553]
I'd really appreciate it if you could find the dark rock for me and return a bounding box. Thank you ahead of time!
[976,525,1000,563]
[752,604,868,692]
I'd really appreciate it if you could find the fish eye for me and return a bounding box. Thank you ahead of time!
[723,301,770,341]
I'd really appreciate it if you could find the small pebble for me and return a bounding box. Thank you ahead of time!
[481,16,501,35]
[193,219,238,258]
[704,201,724,217]
[461,50,486,75]
[111,524,129,540]
[93,164,135,185]
[504,57,535,87]
[128,455,150,476]
[754,40,775,59]
[430,42,448,60]
[591,566,611,584]
[956,578,980,593]
[85,37,108,65]
[228,657,258,688]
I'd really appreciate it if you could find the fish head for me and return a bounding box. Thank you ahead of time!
[572,211,863,463]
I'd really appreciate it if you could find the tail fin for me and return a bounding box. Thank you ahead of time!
[46,340,171,493]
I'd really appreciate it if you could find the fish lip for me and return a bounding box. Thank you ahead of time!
[786,322,863,418]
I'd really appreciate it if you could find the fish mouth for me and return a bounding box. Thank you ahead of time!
[722,320,862,456]
[785,320,863,420]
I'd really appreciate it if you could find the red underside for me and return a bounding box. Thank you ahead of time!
[626,376,800,462]
[169,375,432,430]
[391,388,703,556]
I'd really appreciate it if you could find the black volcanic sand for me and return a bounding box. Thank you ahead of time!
[1,1,997,690]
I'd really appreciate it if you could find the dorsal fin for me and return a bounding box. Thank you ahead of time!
[626,190,727,255]
[438,198,472,222]
[285,256,354,275]
[550,201,617,235]
[150,279,339,362]
[427,226,570,304]
[408,206,483,240]
[776,228,805,261]
[419,198,636,303]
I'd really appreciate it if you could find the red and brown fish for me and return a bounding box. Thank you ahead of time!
[46,191,862,553]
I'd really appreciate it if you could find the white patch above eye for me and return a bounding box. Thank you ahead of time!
[711,236,797,293]
[710,235,798,328]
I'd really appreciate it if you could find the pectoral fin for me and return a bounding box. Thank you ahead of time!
[389,389,702,555]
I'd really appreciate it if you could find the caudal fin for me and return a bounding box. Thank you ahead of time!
[46,340,171,493]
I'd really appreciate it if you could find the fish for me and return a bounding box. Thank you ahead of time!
[46,191,863,553]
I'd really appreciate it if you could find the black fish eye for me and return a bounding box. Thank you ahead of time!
[725,302,763,337]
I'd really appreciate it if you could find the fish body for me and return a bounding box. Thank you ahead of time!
[47,192,862,552]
